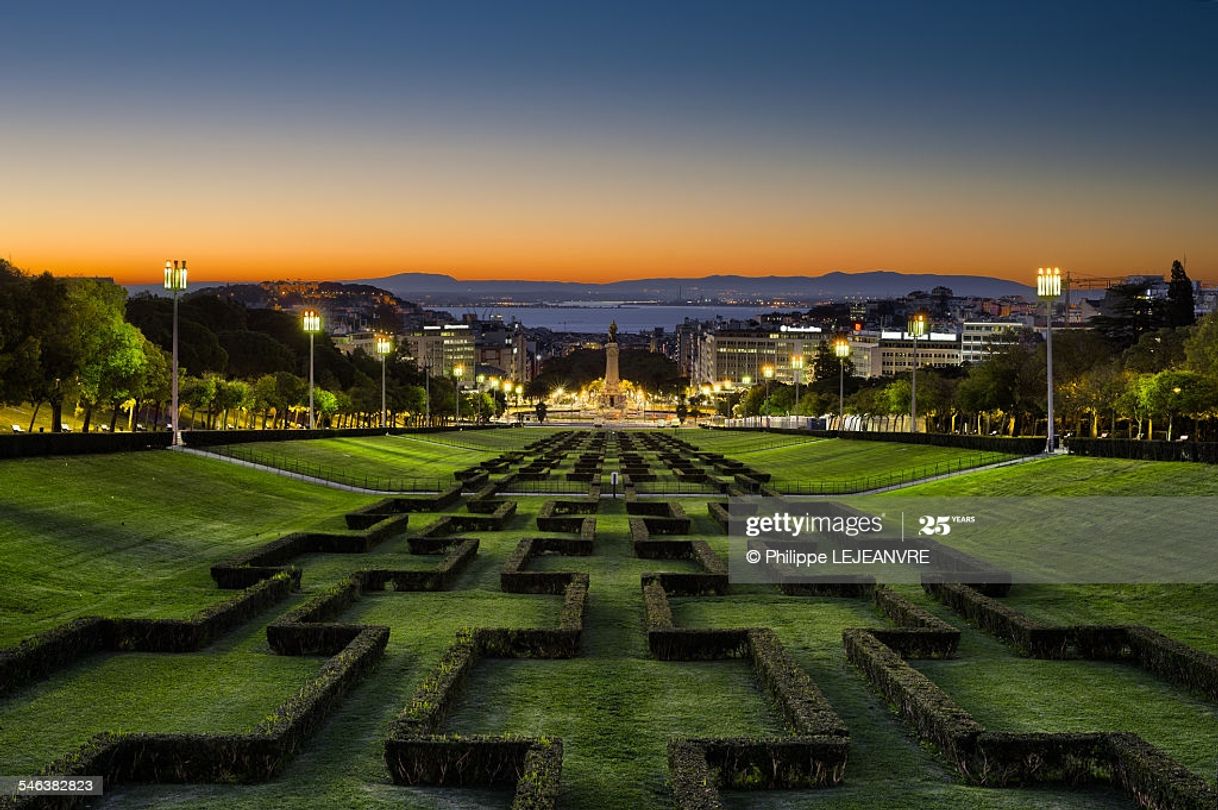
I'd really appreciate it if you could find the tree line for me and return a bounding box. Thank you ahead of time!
[729,269,1218,441]
[0,262,506,432]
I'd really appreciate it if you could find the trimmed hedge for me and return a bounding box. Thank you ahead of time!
[1069,437,1218,463]
[747,628,848,737]
[642,576,674,631]
[0,431,171,458]
[868,587,960,659]
[668,740,721,810]
[778,576,875,599]
[1,576,294,694]
[11,626,387,806]
[384,735,563,809]
[1106,731,1218,810]
[843,627,982,771]
[210,513,410,588]
[924,582,1066,657]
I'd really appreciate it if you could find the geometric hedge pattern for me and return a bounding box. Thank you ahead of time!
[1,429,1215,809]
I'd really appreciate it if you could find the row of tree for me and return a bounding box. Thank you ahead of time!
[0,263,507,432]
[731,307,1218,441]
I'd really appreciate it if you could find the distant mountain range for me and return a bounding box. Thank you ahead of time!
[125,271,1034,303]
[350,271,1034,303]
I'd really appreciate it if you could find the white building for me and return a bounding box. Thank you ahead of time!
[960,321,1023,365]
[695,325,823,386]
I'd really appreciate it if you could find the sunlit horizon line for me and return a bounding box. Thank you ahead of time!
[34,264,1218,289]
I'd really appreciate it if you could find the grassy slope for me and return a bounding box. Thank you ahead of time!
[686,434,1015,486]
[204,430,567,485]
[898,455,1218,653]
[0,451,374,645]
[1,432,1214,808]
[0,609,321,773]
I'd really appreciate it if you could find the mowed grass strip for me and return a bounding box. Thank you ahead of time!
[206,434,498,486]
[674,594,1175,809]
[0,609,322,774]
[0,451,376,645]
[899,454,1218,496]
[894,589,1218,780]
[899,454,1218,650]
[732,438,1015,486]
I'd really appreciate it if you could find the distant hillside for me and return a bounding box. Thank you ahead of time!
[125,271,1034,304]
[350,270,1033,303]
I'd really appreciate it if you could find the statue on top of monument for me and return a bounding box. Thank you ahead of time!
[608,320,618,342]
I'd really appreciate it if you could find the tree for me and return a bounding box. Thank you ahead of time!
[77,319,147,431]
[1166,259,1196,328]
[1184,311,1218,381]
[1124,327,1189,374]
[1091,282,1167,349]
[809,339,854,391]
[534,400,548,423]
[180,375,216,429]
[1140,370,1216,441]
[213,378,249,429]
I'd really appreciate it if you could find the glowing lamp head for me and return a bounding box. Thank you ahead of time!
[762,365,774,380]
[1037,266,1062,300]
[375,335,393,357]
[302,309,322,334]
[834,337,850,359]
[453,365,464,378]
[741,375,752,386]
[791,355,803,369]
[907,311,928,338]
[503,380,513,392]
[515,384,523,395]
[163,259,188,292]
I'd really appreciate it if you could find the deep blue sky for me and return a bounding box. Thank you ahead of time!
[2,1,1216,282]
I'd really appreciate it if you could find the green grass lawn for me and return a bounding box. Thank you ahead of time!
[2,431,1215,808]
[0,607,322,773]
[0,450,374,645]
[706,437,1016,487]
[899,454,1218,496]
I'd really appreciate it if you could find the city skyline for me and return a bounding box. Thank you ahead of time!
[3,1,1217,285]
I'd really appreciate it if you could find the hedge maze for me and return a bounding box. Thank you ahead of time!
[2,428,1216,808]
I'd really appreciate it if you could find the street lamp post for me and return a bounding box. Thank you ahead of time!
[907,312,927,433]
[302,310,322,429]
[453,365,464,426]
[834,337,850,430]
[376,334,393,429]
[792,354,803,414]
[424,346,432,426]
[1037,267,1063,452]
[163,260,188,445]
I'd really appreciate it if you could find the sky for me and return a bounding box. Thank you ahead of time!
[1,1,1216,285]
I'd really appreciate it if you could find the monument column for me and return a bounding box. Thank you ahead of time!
[603,321,621,409]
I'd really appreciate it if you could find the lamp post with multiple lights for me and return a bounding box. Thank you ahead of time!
[376,334,393,429]
[907,311,927,433]
[302,309,322,429]
[163,260,188,445]
[1037,266,1063,452]
[833,337,850,429]
[453,365,464,426]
